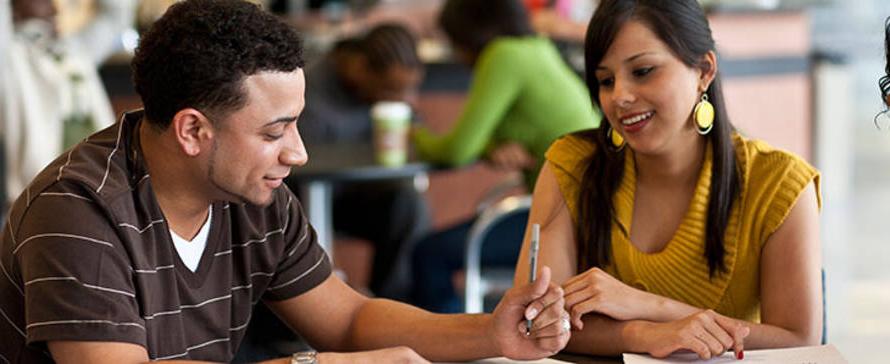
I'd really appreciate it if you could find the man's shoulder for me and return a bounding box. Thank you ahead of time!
[37,117,143,198]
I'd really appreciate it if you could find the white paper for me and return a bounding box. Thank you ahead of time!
[436,357,572,364]
[623,344,848,364]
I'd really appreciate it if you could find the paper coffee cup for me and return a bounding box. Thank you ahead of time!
[371,102,411,167]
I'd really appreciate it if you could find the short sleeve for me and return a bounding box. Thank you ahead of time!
[13,181,146,347]
[262,187,332,301]
[743,141,821,246]
[544,132,596,219]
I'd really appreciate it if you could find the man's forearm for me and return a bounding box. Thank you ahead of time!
[347,298,499,362]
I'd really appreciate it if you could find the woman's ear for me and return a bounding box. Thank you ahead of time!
[698,50,718,92]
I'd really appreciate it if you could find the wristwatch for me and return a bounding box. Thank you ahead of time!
[291,350,318,364]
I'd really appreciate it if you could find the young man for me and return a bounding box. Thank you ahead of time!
[0,1,570,363]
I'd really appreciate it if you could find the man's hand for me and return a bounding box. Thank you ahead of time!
[490,266,570,360]
[316,347,430,364]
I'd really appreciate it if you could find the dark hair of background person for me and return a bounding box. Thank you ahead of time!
[577,0,739,277]
[438,0,535,56]
[131,0,305,129]
[335,23,422,73]
[879,16,890,109]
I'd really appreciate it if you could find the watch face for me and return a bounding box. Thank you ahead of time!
[292,351,318,364]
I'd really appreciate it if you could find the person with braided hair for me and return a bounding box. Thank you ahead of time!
[297,23,429,299]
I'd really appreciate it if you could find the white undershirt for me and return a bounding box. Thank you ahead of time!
[170,206,212,272]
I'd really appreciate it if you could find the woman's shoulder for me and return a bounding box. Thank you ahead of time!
[733,133,821,213]
[545,129,598,177]
[733,133,816,178]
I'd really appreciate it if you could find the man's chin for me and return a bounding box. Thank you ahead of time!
[242,191,276,207]
[215,192,274,207]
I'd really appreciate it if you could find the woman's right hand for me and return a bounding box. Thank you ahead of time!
[635,310,750,360]
[316,347,430,364]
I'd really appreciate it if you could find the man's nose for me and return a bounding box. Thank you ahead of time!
[281,128,308,167]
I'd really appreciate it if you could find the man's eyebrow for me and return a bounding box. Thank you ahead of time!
[263,116,298,127]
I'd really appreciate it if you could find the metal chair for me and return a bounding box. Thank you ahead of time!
[463,194,532,313]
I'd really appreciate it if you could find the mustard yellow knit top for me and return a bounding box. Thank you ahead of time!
[545,132,821,322]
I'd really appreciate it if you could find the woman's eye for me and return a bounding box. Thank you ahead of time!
[633,67,654,77]
[599,77,614,87]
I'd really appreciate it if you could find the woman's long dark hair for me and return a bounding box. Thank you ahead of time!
[577,0,739,277]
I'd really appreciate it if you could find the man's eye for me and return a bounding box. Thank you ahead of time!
[265,134,283,140]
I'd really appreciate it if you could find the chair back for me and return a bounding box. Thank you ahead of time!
[464,195,532,313]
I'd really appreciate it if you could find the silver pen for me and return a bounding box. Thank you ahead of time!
[526,223,540,335]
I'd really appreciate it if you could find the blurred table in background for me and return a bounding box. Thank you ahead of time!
[285,142,428,255]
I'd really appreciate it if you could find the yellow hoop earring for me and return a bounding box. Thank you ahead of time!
[694,93,714,135]
[607,125,625,151]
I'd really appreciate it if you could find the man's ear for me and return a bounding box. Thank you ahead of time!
[698,50,718,92]
[170,108,214,157]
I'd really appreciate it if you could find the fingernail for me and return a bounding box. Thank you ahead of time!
[736,350,744,360]
[526,308,538,320]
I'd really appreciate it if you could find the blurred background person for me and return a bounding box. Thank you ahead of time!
[1,0,134,209]
[297,22,429,299]
[409,0,601,313]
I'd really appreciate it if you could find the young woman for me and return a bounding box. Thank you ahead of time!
[514,0,823,359]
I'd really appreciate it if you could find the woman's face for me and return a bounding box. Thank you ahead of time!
[594,20,714,156]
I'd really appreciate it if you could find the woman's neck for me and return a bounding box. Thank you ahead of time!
[634,132,707,188]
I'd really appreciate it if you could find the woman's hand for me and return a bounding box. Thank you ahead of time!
[634,310,750,360]
[562,267,653,327]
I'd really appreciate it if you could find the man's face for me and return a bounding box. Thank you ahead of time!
[205,70,308,206]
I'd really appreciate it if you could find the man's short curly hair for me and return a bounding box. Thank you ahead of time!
[132,0,305,129]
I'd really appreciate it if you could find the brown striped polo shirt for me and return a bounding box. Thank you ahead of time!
[0,110,332,362]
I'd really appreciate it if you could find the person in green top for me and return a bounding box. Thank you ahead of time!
[412,0,598,187]
[410,0,600,313]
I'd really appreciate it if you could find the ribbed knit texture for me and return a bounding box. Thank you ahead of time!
[546,132,820,321]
